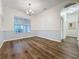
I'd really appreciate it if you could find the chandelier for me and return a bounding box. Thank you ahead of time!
[26,3,34,16]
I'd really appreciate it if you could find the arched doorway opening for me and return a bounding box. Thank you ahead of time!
[61,3,79,40]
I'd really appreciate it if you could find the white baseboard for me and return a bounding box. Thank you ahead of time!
[36,35,61,42]
[0,35,61,48]
[0,30,62,48]
[0,36,34,48]
[0,41,4,48]
[78,40,79,47]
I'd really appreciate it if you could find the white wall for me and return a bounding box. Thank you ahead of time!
[31,5,62,41]
[0,0,2,15]
[0,0,3,31]
[0,7,34,43]
[0,0,3,47]
[31,0,79,41]
[77,10,79,47]
[2,7,28,31]
[31,8,61,30]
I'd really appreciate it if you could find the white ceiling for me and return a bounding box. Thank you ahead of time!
[2,0,69,14]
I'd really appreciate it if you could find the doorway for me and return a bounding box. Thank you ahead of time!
[61,3,79,39]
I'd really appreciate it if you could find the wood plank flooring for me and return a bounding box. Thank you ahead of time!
[0,36,79,59]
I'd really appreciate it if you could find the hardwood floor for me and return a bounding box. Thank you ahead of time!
[0,36,79,59]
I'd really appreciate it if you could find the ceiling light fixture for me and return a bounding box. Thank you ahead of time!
[25,2,34,16]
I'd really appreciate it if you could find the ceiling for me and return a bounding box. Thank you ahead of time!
[2,0,76,15]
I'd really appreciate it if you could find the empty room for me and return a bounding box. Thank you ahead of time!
[0,0,79,59]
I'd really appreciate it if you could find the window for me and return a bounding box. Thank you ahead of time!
[14,16,31,33]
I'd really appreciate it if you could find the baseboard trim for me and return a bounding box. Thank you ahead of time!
[66,36,77,38]
[35,36,61,42]
[0,41,4,48]
[0,36,34,48]
[0,36,62,48]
